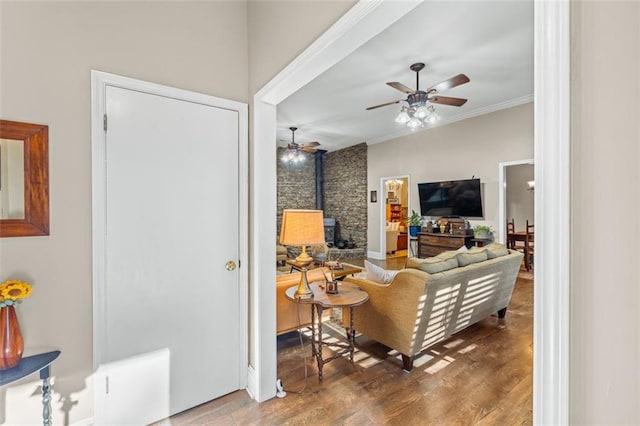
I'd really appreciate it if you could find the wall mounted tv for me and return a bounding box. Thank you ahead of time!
[417,178,484,218]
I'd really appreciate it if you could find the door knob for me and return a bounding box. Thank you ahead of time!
[225,261,237,271]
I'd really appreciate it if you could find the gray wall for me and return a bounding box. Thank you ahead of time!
[570,1,639,423]
[0,1,249,423]
[367,103,534,254]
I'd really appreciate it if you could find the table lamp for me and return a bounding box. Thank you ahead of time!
[279,209,325,298]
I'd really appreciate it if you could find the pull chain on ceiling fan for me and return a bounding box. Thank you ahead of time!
[367,63,470,130]
[280,127,320,164]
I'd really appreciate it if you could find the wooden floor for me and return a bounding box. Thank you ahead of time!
[158,257,533,425]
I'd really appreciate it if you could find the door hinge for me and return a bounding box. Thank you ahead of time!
[103,114,108,131]
[238,260,241,268]
[105,376,109,394]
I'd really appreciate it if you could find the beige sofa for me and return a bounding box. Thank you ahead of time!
[343,243,523,370]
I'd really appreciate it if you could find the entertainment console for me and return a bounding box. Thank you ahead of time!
[417,232,474,258]
[417,217,474,258]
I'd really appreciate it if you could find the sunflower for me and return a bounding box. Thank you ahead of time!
[0,279,33,301]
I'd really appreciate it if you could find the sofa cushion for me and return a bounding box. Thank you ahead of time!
[483,242,509,259]
[435,250,460,262]
[365,260,399,284]
[406,256,458,274]
[456,247,489,266]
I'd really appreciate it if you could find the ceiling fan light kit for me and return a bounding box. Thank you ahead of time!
[281,126,320,164]
[367,62,469,131]
[281,149,305,164]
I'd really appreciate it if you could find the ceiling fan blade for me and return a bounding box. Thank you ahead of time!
[386,82,414,94]
[426,74,470,93]
[302,141,320,147]
[299,146,317,153]
[366,99,402,110]
[429,95,468,107]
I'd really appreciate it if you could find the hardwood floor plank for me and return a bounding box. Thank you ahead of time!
[158,259,533,425]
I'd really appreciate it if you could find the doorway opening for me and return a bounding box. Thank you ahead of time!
[498,159,535,244]
[381,176,410,259]
[252,3,570,424]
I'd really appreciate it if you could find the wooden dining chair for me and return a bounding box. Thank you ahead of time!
[506,218,516,249]
[525,220,534,271]
[508,218,527,270]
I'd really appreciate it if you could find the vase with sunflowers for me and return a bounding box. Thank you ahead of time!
[0,279,32,370]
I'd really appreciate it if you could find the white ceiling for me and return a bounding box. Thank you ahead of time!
[276,1,534,152]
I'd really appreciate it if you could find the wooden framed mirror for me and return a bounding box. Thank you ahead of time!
[0,119,49,237]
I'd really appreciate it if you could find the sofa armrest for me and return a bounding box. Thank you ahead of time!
[343,268,429,356]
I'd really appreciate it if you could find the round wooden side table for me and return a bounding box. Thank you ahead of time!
[285,281,368,381]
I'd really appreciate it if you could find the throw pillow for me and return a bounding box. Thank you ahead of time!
[406,256,458,274]
[483,242,509,259]
[457,248,488,267]
[364,260,398,284]
[456,245,469,252]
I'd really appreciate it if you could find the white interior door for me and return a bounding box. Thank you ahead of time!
[93,76,245,424]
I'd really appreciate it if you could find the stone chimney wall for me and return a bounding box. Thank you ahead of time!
[276,148,316,235]
[277,143,367,252]
[323,143,368,251]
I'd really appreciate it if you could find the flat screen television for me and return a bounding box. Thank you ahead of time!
[417,178,484,218]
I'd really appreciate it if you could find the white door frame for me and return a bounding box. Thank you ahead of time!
[252,1,570,424]
[498,159,535,244]
[91,70,249,408]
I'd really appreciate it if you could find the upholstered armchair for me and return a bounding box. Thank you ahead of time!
[312,243,329,265]
[276,238,288,266]
[386,222,400,254]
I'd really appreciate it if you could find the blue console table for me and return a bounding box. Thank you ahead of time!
[0,350,61,425]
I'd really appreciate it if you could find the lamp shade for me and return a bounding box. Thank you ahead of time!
[279,209,325,246]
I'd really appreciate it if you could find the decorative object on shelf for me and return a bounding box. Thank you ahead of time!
[322,270,338,294]
[366,62,470,130]
[325,278,339,294]
[347,235,356,249]
[473,225,493,240]
[0,279,32,370]
[325,261,343,270]
[437,218,449,234]
[280,209,325,298]
[280,127,320,164]
[407,210,424,237]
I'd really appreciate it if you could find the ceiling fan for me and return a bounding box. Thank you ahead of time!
[283,127,320,153]
[280,127,320,163]
[366,63,470,128]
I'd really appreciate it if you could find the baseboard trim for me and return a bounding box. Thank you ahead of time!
[367,250,385,260]
[71,417,94,426]
[246,365,257,400]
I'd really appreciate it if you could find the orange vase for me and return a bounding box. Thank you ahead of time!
[0,305,24,370]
